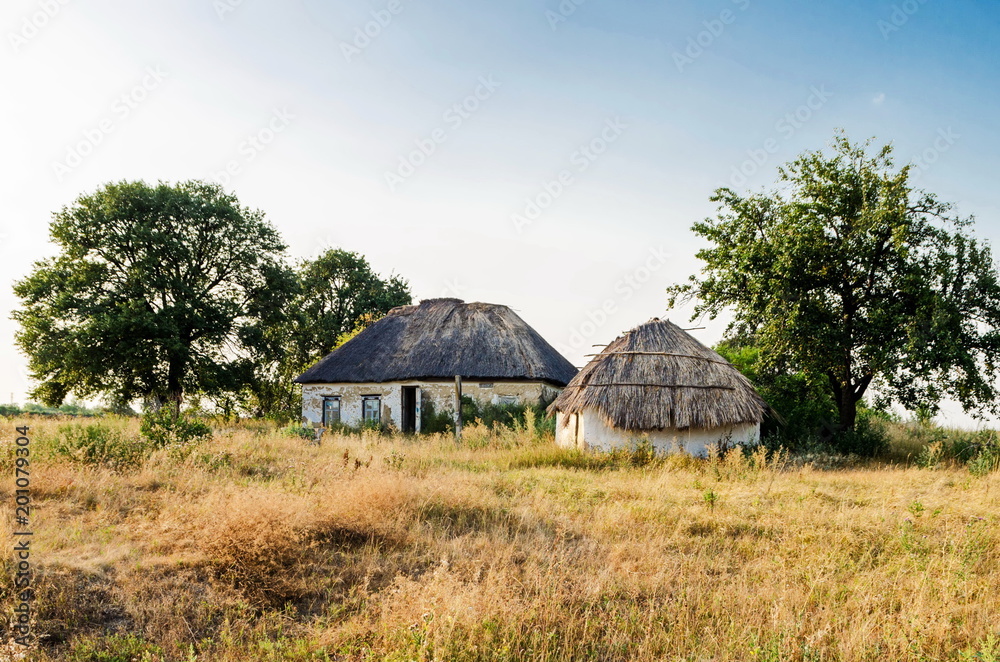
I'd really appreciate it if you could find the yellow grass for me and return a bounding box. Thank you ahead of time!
[1,416,999,661]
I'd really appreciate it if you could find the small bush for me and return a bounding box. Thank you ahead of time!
[140,411,212,449]
[282,424,316,441]
[912,427,1000,475]
[421,400,455,434]
[832,416,889,457]
[968,442,1000,477]
[53,423,148,471]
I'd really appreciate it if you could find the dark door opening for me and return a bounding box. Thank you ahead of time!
[402,386,417,434]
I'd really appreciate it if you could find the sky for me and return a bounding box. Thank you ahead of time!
[1,0,998,426]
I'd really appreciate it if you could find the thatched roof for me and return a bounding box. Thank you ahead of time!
[548,319,768,431]
[295,299,577,386]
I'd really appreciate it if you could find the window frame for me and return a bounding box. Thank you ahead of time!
[362,395,381,425]
[322,396,341,427]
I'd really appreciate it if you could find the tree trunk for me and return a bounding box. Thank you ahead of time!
[838,392,858,431]
[166,356,184,418]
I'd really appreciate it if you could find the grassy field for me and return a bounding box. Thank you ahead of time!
[1,416,999,662]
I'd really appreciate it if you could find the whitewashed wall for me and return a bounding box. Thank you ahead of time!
[302,380,562,428]
[555,409,760,457]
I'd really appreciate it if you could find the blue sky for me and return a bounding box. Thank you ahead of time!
[1,0,998,424]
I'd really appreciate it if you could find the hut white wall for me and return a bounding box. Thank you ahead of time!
[556,409,760,457]
[303,381,561,428]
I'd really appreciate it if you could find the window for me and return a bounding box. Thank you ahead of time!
[322,397,341,427]
[479,383,494,389]
[362,396,381,425]
[498,396,519,406]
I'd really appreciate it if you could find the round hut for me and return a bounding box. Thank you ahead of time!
[548,319,768,456]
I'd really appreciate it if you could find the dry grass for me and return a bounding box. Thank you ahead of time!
[1,416,999,661]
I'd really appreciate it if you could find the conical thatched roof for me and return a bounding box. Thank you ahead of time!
[295,299,577,386]
[548,319,768,431]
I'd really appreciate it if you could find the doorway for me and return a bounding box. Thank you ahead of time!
[402,386,419,434]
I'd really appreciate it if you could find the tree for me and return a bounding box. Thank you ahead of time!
[241,248,411,419]
[714,339,836,445]
[668,134,1000,437]
[292,248,411,363]
[13,180,290,412]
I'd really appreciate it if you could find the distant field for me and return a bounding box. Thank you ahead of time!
[1,416,998,662]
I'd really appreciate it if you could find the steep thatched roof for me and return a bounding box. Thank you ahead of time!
[548,319,768,431]
[295,299,577,386]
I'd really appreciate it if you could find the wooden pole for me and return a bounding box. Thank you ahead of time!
[454,375,463,441]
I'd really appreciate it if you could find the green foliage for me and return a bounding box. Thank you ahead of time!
[140,410,212,449]
[282,424,317,441]
[294,249,411,360]
[908,426,1000,475]
[968,444,1000,477]
[53,422,149,470]
[0,401,105,417]
[421,399,456,434]
[716,341,836,448]
[829,415,889,458]
[67,634,165,662]
[461,396,556,437]
[669,133,1000,446]
[12,179,289,411]
[245,249,412,420]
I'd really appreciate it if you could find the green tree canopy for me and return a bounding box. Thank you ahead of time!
[241,248,411,419]
[13,180,290,411]
[668,134,1000,436]
[293,248,411,363]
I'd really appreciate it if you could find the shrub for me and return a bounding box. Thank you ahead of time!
[421,400,455,434]
[0,404,21,417]
[140,411,212,449]
[282,424,316,441]
[912,427,1000,475]
[832,416,890,457]
[53,423,149,470]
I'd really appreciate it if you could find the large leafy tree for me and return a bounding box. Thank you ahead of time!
[668,135,1000,433]
[243,248,411,418]
[13,180,290,411]
[292,249,411,363]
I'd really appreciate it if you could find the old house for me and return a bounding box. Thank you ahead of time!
[295,298,577,431]
[548,319,768,456]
